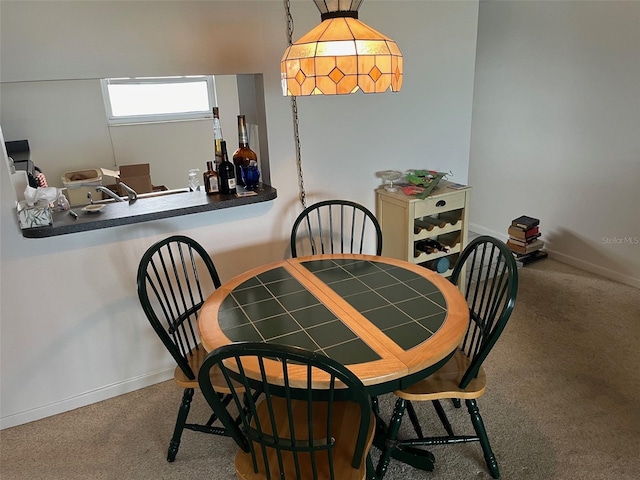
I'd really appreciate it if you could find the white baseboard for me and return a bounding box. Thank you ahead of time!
[468,223,509,242]
[544,249,640,289]
[469,223,640,289]
[0,369,174,430]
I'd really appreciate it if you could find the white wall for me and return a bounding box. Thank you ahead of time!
[0,1,479,428]
[469,0,640,287]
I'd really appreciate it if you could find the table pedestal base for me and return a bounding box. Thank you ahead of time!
[372,397,436,480]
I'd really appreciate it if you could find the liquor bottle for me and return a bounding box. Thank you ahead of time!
[232,115,258,186]
[217,140,236,194]
[203,160,218,194]
[212,107,224,167]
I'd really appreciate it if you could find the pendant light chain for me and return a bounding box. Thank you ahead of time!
[284,0,306,208]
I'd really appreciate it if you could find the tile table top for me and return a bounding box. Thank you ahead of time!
[199,254,468,391]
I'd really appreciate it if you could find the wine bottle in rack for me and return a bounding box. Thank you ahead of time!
[429,239,450,252]
[414,239,450,257]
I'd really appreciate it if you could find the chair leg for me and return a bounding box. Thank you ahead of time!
[168,388,194,462]
[204,412,217,428]
[405,400,424,439]
[375,397,407,480]
[466,399,500,479]
[205,392,233,427]
[366,453,377,480]
[371,396,380,416]
[432,400,455,436]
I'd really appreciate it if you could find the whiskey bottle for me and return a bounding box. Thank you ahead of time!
[212,107,224,167]
[217,140,236,194]
[203,160,218,194]
[232,115,257,186]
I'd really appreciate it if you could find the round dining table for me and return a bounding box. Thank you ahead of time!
[198,253,469,478]
[198,253,468,395]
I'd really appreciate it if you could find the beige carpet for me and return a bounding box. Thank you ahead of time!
[2,258,639,479]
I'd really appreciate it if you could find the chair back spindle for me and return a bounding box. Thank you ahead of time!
[291,200,382,258]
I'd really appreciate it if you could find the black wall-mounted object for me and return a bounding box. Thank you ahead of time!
[5,139,30,161]
[5,139,42,187]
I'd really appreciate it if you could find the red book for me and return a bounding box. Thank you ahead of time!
[508,225,540,240]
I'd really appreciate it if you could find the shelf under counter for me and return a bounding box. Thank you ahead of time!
[21,184,277,238]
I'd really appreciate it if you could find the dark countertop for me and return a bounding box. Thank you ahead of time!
[22,184,277,238]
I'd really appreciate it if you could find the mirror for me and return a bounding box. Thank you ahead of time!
[0,74,270,197]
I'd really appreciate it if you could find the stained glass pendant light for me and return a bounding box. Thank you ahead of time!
[281,0,403,96]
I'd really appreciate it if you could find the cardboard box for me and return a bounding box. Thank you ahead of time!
[118,163,149,177]
[117,163,152,194]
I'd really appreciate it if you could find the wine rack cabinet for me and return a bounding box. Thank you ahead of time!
[375,181,471,278]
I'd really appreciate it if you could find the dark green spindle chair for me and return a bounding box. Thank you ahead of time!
[198,342,376,480]
[137,235,238,462]
[290,200,382,258]
[375,236,519,479]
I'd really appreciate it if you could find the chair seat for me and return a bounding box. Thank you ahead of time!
[174,343,235,394]
[235,396,375,480]
[395,350,487,401]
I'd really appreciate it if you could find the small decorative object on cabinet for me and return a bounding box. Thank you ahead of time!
[377,170,403,192]
[376,180,471,278]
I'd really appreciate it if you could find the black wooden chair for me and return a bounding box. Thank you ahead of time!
[290,200,382,258]
[198,342,376,480]
[375,236,519,479]
[137,235,234,462]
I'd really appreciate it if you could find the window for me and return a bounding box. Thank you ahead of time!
[101,76,217,125]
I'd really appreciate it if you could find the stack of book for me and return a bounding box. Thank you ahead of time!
[507,215,548,266]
